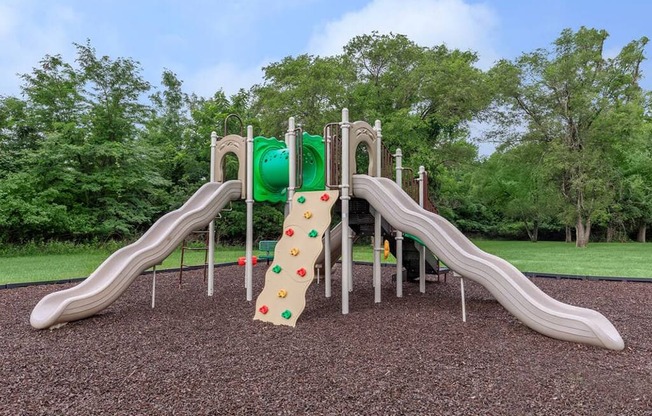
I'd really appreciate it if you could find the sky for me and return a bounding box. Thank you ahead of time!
[2,0,652,153]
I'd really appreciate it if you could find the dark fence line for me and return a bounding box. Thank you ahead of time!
[3,263,651,290]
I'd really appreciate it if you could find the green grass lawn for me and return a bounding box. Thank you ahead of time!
[473,240,652,279]
[0,245,246,285]
[1,240,650,285]
[355,240,652,279]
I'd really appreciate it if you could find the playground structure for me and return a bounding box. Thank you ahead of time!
[30,110,625,351]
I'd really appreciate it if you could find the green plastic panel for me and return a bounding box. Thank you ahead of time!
[253,132,326,203]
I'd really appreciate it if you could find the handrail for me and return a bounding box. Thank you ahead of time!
[322,119,438,214]
[295,125,304,189]
[324,122,342,189]
[223,113,244,137]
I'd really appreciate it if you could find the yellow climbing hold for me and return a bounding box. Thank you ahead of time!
[278,289,287,298]
[303,211,312,219]
[290,248,300,256]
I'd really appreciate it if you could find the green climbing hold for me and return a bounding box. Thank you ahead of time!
[281,310,292,319]
[308,229,318,238]
[272,265,282,273]
[297,196,306,204]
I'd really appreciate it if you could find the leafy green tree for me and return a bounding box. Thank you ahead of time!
[489,27,648,247]
[474,141,562,241]
[252,54,353,136]
[343,33,491,214]
[619,111,652,242]
[0,42,168,243]
[343,32,423,118]
[145,69,192,208]
[0,96,41,177]
[437,159,497,235]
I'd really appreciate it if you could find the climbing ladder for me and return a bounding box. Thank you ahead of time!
[254,190,339,326]
[178,229,209,288]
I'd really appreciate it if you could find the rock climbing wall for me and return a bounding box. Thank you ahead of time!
[254,190,339,326]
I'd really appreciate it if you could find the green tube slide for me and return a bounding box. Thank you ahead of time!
[253,132,326,203]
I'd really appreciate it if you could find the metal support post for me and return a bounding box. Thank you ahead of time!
[324,130,332,298]
[208,131,217,296]
[245,126,254,301]
[287,117,297,211]
[461,276,467,322]
[341,109,351,314]
[418,165,426,294]
[373,120,382,303]
[151,265,157,308]
[394,148,403,298]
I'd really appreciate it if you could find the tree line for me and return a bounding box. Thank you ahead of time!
[1,28,650,247]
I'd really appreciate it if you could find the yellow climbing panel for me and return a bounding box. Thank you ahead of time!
[254,190,339,326]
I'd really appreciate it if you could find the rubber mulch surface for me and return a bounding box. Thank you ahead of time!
[1,264,651,415]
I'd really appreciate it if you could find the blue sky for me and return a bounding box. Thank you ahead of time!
[2,0,651,100]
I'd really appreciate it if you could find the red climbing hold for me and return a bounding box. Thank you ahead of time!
[297,268,307,277]
[320,193,330,201]
[237,256,257,266]
[259,305,269,314]
[285,228,294,237]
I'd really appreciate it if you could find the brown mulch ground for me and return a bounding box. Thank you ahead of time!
[1,263,651,415]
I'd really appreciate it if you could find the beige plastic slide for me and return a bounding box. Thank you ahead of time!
[313,222,356,273]
[352,174,624,350]
[30,181,243,329]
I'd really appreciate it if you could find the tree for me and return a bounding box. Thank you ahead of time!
[473,141,561,241]
[342,33,491,215]
[619,109,652,242]
[145,69,192,203]
[344,32,423,119]
[252,54,353,136]
[0,96,41,177]
[0,41,168,243]
[489,27,649,247]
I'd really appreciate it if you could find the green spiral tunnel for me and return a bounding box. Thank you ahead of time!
[253,132,326,203]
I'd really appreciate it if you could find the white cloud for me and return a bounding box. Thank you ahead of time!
[307,0,499,68]
[185,61,267,98]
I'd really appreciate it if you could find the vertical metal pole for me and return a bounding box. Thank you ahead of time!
[151,265,156,308]
[394,148,403,298]
[245,126,254,301]
[418,165,426,294]
[208,131,217,296]
[348,231,354,292]
[324,130,332,298]
[287,117,297,211]
[373,120,382,303]
[460,276,467,322]
[341,109,351,314]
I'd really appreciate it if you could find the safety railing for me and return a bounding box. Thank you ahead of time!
[325,121,437,213]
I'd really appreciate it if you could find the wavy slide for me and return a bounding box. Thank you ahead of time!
[352,174,624,350]
[314,222,357,272]
[30,181,243,329]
